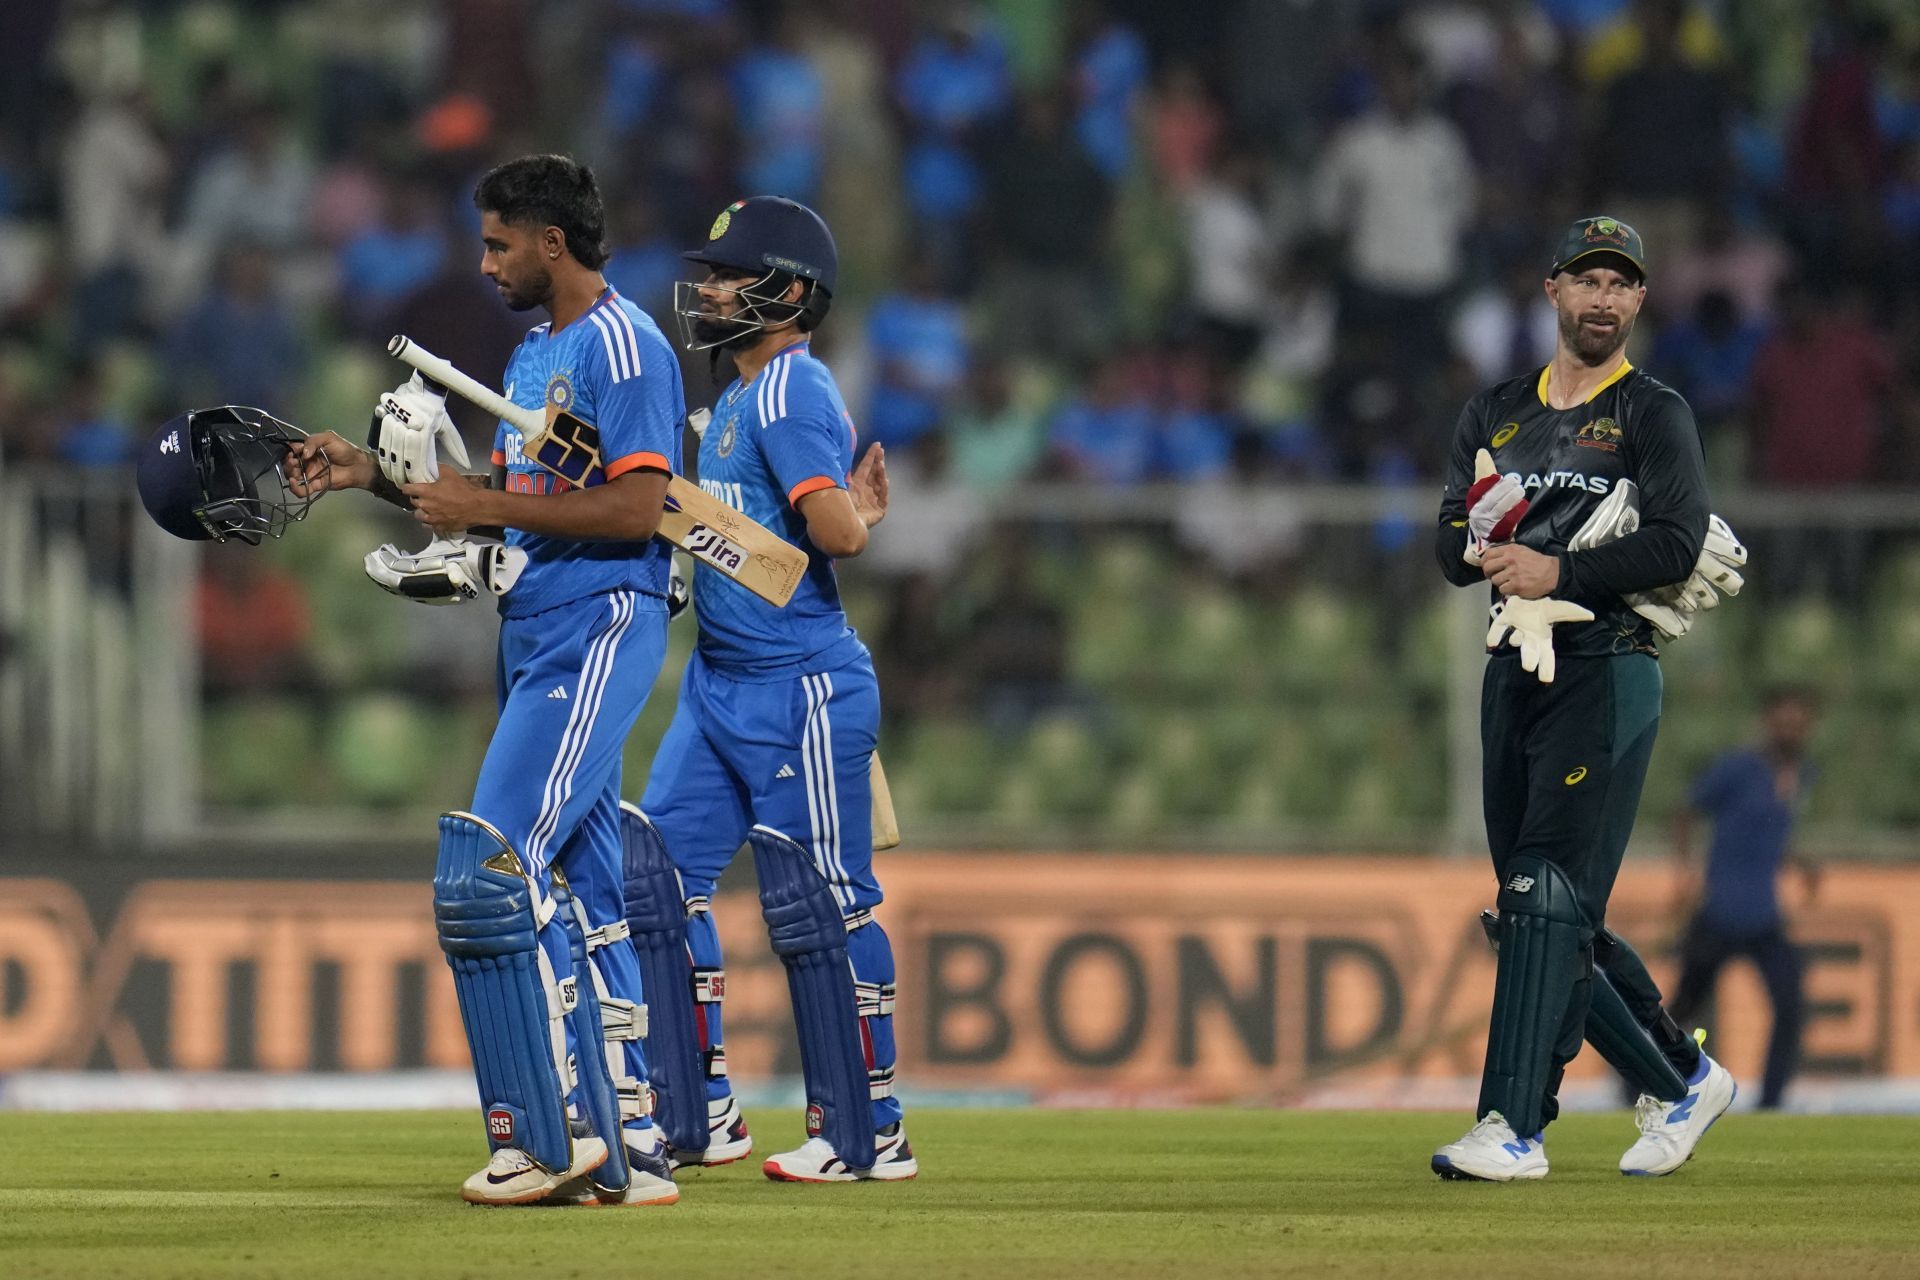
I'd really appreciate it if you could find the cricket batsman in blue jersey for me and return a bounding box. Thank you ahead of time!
[286,155,683,1207]
[619,196,915,1182]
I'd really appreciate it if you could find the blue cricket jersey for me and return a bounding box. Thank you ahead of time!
[691,340,866,679]
[490,288,684,619]
[1691,748,1811,931]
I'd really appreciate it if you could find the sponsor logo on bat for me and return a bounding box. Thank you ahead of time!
[684,524,748,573]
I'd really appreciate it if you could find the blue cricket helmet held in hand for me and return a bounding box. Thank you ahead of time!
[135,405,317,545]
[672,196,838,352]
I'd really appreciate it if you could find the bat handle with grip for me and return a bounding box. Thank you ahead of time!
[388,335,542,434]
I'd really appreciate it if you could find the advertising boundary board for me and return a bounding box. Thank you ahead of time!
[1,854,1913,1105]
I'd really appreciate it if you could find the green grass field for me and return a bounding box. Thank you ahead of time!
[2,1110,1916,1278]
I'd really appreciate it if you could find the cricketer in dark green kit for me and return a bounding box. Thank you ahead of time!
[1428,216,1736,1182]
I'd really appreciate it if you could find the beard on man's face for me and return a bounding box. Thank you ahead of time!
[498,264,553,312]
[692,309,760,349]
[1559,307,1631,364]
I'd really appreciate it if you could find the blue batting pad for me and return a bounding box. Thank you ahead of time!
[433,811,572,1173]
[621,803,706,1155]
[751,825,875,1171]
[552,869,631,1193]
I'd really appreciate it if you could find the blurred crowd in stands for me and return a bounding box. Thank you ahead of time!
[2,0,1918,492]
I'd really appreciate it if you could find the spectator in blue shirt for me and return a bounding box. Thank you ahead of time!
[732,10,826,200]
[1154,347,1234,481]
[1069,7,1149,181]
[1649,290,1769,435]
[337,178,448,332]
[865,261,970,450]
[1669,687,1822,1109]
[602,192,683,318]
[896,8,1013,137]
[1047,351,1156,485]
[165,242,306,410]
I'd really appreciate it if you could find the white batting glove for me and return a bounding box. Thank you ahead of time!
[364,536,526,605]
[371,373,470,488]
[667,555,690,620]
[1487,596,1595,684]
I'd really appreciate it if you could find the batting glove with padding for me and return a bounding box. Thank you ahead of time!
[364,536,526,605]
[370,373,469,488]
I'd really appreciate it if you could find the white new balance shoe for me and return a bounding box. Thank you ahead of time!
[1620,1052,1737,1176]
[461,1135,607,1206]
[668,1095,754,1170]
[547,1126,680,1206]
[763,1123,918,1183]
[1431,1112,1549,1182]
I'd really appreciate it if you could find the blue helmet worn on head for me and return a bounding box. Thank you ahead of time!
[674,196,837,352]
[135,405,316,545]
[684,196,838,294]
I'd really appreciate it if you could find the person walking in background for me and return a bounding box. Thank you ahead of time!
[1670,687,1822,1110]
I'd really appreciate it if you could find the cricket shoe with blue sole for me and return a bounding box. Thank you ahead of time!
[545,1127,680,1206]
[1620,1051,1736,1176]
[763,1123,918,1183]
[668,1095,754,1171]
[1431,1112,1549,1182]
[461,1135,608,1206]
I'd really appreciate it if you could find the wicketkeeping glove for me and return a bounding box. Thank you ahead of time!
[1465,472,1529,549]
[370,373,469,488]
[364,536,527,605]
[1486,596,1595,684]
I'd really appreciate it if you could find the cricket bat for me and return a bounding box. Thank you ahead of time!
[870,752,900,851]
[388,335,808,606]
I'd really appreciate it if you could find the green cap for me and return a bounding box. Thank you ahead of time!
[1549,215,1646,282]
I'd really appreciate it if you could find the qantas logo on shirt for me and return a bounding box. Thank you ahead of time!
[1504,471,1614,495]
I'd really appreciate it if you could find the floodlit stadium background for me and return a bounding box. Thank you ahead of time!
[2,0,1918,1111]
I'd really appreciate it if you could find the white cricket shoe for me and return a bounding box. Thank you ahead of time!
[668,1095,754,1170]
[763,1123,918,1183]
[461,1135,607,1206]
[546,1127,680,1206]
[1431,1112,1549,1182]
[1620,1053,1737,1176]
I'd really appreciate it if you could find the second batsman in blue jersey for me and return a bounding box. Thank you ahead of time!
[621,196,916,1182]
[288,156,683,1207]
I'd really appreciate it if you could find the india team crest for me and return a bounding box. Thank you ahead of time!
[545,372,576,414]
[710,200,745,241]
[717,413,738,457]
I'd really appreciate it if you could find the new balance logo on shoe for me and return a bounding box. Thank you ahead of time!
[775,763,795,779]
[1506,874,1535,894]
[548,687,569,700]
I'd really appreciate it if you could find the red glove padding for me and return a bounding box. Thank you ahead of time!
[1466,473,1529,545]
